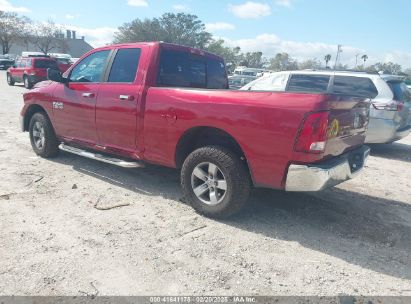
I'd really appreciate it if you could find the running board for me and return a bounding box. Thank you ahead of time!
[59,144,143,168]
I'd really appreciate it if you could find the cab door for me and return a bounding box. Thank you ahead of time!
[96,47,146,155]
[52,49,112,145]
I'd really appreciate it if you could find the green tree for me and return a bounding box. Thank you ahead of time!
[113,18,165,43]
[269,53,298,71]
[324,54,331,68]
[299,58,322,70]
[114,13,212,49]
[0,11,30,54]
[368,62,402,75]
[240,51,264,68]
[205,39,241,72]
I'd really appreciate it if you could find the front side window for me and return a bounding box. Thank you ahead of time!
[157,49,227,89]
[108,48,141,83]
[69,50,110,83]
[333,76,378,98]
[287,74,330,93]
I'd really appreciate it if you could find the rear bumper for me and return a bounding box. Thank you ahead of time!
[366,118,411,143]
[285,146,370,192]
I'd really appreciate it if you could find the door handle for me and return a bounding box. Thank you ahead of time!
[82,92,95,98]
[119,95,134,101]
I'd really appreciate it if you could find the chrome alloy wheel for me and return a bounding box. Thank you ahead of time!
[32,121,45,149]
[191,162,227,205]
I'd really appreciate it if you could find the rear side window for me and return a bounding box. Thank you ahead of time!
[387,81,411,102]
[190,60,206,88]
[34,60,58,69]
[333,76,378,98]
[207,59,227,89]
[108,48,141,83]
[287,74,330,93]
[157,49,227,89]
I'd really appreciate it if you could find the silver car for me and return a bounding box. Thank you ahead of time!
[241,71,411,144]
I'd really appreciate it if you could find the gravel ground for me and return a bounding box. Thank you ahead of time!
[1,70,411,296]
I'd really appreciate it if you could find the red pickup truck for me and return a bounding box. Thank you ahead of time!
[20,42,370,218]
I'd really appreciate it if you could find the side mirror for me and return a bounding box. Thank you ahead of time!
[47,68,66,83]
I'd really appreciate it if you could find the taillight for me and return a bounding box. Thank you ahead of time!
[294,111,329,154]
[372,101,403,111]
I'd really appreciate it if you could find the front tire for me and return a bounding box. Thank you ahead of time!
[29,112,59,158]
[181,146,251,218]
[23,75,33,89]
[7,73,14,86]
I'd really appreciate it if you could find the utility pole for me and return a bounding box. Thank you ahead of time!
[355,53,359,69]
[334,44,342,70]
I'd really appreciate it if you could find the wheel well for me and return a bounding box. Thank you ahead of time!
[23,105,47,131]
[175,127,248,168]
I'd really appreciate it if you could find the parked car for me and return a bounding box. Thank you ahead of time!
[7,56,59,89]
[50,56,72,73]
[228,75,257,89]
[20,42,370,218]
[233,66,267,76]
[0,54,14,70]
[242,71,411,144]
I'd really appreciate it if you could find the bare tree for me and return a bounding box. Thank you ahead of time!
[0,11,31,54]
[32,20,67,54]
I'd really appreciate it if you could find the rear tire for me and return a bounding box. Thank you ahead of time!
[29,112,59,158]
[6,73,14,86]
[23,75,33,89]
[181,146,251,218]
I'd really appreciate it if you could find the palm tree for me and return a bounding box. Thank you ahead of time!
[324,54,332,68]
[361,54,368,65]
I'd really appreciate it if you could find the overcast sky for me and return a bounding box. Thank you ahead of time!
[2,0,411,68]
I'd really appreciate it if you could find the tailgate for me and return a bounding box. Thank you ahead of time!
[323,95,370,158]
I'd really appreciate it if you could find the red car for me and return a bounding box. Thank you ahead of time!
[7,56,59,89]
[51,57,72,73]
[20,42,371,218]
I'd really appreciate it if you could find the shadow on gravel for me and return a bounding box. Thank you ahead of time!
[369,142,411,163]
[51,152,411,281]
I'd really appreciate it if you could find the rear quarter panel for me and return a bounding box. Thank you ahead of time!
[143,88,329,189]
